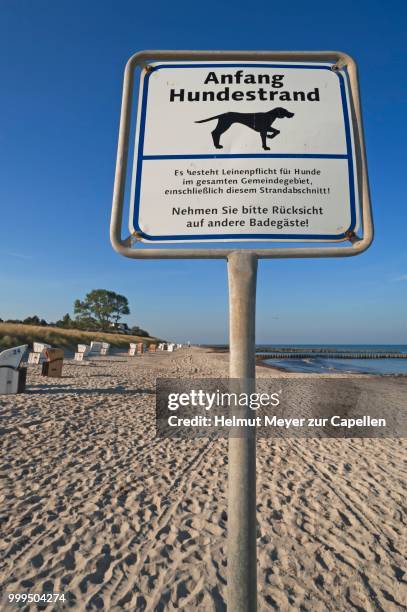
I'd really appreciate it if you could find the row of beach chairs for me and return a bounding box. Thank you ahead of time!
[164,343,183,351]
[129,342,148,355]
[0,343,64,394]
[0,337,188,394]
[128,342,159,355]
[128,342,183,355]
[1,337,113,393]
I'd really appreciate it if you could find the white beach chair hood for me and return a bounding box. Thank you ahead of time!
[0,345,28,370]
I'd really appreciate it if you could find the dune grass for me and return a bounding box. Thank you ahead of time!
[0,323,159,353]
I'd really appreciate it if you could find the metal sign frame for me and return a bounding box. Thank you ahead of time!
[111,49,373,260]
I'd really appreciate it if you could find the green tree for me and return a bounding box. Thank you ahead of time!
[55,313,73,328]
[23,315,42,326]
[130,325,150,338]
[74,289,130,331]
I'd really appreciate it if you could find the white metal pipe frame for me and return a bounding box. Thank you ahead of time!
[110,49,373,612]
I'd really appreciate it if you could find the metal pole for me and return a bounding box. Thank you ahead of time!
[227,251,258,611]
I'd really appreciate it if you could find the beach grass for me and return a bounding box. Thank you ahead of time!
[0,322,159,352]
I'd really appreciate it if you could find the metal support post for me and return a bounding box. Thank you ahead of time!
[227,251,258,611]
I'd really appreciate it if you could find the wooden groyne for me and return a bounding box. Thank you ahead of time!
[257,352,407,360]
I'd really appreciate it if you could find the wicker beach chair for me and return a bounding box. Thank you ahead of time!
[100,342,110,355]
[28,342,51,364]
[74,344,91,361]
[129,343,137,356]
[0,345,28,394]
[41,348,64,378]
[89,341,103,355]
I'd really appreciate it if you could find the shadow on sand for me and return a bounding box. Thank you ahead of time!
[27,385,155,396]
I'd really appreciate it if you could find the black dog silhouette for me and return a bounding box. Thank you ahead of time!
[195,107,294,150]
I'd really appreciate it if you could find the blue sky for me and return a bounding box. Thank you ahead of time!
[0,0,406,344]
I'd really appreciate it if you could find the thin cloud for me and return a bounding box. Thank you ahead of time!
[392,274,407,282]
[1,251,33,260]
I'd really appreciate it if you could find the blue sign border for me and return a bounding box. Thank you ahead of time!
[132,63,357,242]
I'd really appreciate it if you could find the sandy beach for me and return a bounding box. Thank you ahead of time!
[1,348,406,611]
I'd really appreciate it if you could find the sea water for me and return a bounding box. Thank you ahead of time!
[258,344,407,375]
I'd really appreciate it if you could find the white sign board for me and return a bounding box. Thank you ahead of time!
[130,61,359,242]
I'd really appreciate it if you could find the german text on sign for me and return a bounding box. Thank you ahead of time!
[130,62,359,242]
